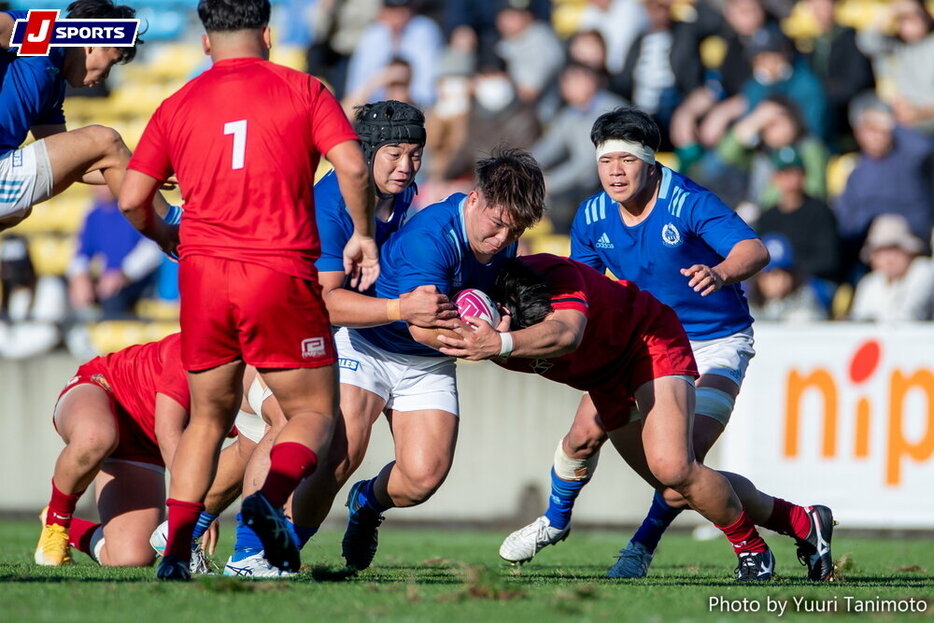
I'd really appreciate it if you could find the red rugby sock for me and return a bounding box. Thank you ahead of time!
[261,442,318,508]
[762,497,811,540]
[47,480,82,528]
[716,510,768,554]
[68,517,101,556]
[164,498,203,561]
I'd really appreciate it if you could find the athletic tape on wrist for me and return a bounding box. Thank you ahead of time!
[595,139,656,164]
[498,332,514,357]
[387,298,402,322]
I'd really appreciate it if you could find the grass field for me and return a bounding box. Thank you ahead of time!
[1,519,932,623]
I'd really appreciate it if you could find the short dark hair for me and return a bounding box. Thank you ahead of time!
[493,258,553,330]
[197,0,270,33]
[66,0,141,63]
[475,147,546,232]
[590,106,661,151]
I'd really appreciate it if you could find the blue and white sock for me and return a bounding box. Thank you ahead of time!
[191,511,217,541]
[230,512,264,562]
[543,469,588,531]
[631,491,683,552]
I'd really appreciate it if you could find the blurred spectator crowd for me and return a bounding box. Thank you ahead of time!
[1,0,932,359]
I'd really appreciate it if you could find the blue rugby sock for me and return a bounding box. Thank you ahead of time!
[543,469,587,530]
[287,519,318,549]
[191,511,217,541]
[230,512,264,562]
[355,478,391,515]
[631,491,683,552]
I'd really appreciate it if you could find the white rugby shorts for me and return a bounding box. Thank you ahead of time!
[0,141,53,226]
[689,326,755,387]
[334,327,459,416]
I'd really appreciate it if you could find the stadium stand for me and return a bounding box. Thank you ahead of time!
[1,0,930,358]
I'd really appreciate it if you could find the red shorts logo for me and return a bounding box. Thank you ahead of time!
[301,337,326,359]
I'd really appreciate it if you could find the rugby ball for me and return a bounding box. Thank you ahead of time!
[453,288,502,328]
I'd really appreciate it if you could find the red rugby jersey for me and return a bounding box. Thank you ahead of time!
[497,254,678,393]
[129,57,358,281]
[94,333,190,446]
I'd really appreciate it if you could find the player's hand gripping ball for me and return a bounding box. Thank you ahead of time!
[453,289,502,328]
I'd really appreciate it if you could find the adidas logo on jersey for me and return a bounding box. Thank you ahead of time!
[595,233,614,249]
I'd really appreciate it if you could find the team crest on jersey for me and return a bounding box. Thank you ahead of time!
[530,359,554,374]
[661,223,682,247]
[301,337,327,359]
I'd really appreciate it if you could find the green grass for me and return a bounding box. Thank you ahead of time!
[1,519,932,623]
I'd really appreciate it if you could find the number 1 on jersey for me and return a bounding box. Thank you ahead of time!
[224,120,247,170]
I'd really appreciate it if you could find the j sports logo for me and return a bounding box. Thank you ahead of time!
[10,10,139,56]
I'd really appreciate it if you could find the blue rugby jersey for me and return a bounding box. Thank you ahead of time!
[357,193,517,357]
[314,169,416,273]
[570,165,755,339]
[1,11,67,157]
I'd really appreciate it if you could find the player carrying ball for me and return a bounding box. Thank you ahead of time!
[439,255,835,582]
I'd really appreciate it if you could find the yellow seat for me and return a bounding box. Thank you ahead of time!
[655,152,679,170]
[827,153,858,197]
[270,46,307,72]
[552,0,589,38]
[142,321,180,343]
[782,3,821,41]
[107,85,165,119]
[525,217,555,239]
[529,234,571,257]
[700,35,728,70]
[831,282,854,320]
[28,234,74,276]
[136,298,180,322]
[147,43,206,82]
[88,321,149,354]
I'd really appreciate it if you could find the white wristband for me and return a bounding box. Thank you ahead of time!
[498,332,514,357]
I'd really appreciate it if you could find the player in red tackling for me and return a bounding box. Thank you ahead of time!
[34,334,191,569]
[438,255,834,582]
[118,0,377,580]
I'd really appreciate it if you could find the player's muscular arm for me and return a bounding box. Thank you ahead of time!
[320,272,458,329]
[508,309,587,358]
[681,238,769,297]
[118,169,178,256]
[153,393,189,469]
[327,140,379,290]
[437,309,588,361]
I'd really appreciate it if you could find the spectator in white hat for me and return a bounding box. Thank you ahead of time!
[850,214,933,321]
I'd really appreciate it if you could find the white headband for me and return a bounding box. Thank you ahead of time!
[595,139,655,164]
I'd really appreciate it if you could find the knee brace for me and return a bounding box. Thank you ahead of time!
[694,387,735,427]
[553,440,600,482]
